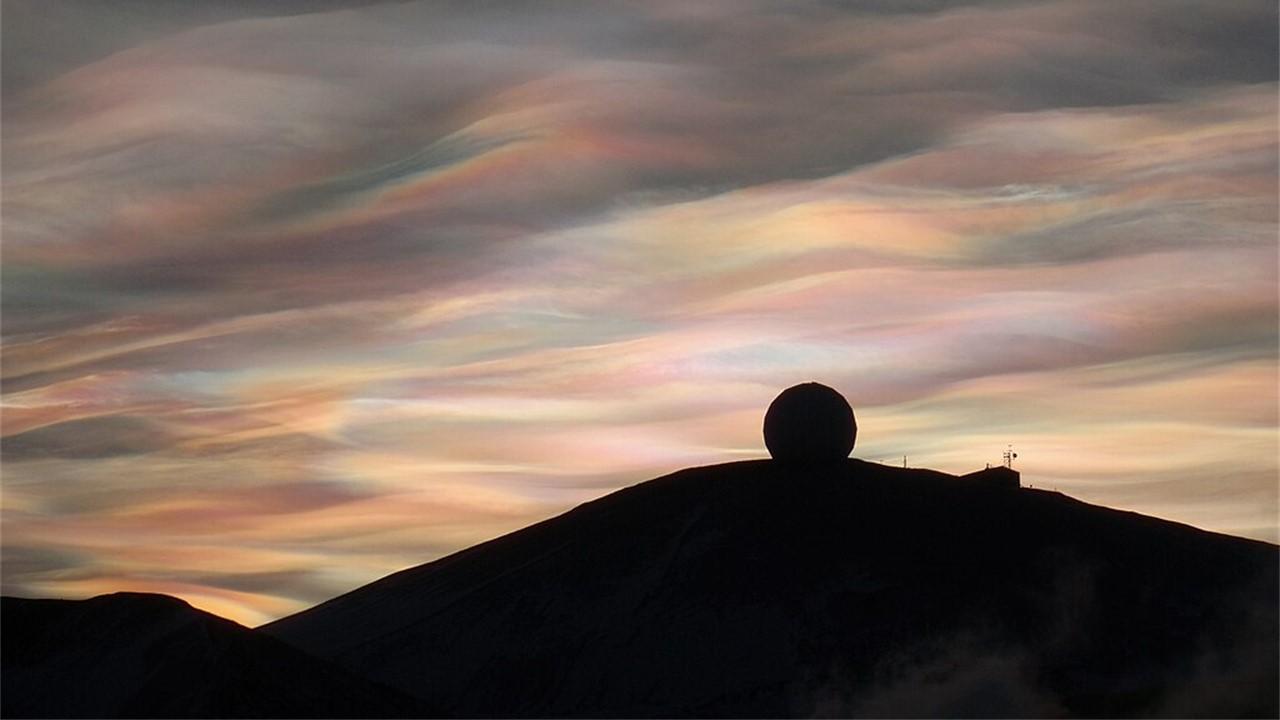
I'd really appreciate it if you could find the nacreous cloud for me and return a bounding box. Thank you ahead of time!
[2,0,1275,624]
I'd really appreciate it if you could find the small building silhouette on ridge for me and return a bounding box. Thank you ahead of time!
[961,465,1021,490]
[964,445,1021,489]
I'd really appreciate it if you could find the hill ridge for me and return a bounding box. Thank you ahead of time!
[263,458,1278,717]
[2,590,433,718]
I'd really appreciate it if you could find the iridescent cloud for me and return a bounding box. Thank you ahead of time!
[3,0,1275,625]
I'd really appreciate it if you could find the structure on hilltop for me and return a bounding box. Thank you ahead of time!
[962,444,1021,489]
[961,465,1021,489]
[764,382,1022,490]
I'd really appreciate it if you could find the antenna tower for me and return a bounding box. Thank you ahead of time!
[1003,444,1018,469]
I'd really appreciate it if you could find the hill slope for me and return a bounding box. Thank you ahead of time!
[263,460,1279,717]
[1,592,430,718]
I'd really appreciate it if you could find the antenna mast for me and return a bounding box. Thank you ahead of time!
[1003,444,1018,469]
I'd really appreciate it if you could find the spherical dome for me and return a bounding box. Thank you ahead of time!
[763,382,857,464]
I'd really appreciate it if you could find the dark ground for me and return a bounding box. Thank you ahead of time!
[264,459,1279,717]
[4,459,1275,717]
[1,592,431,718]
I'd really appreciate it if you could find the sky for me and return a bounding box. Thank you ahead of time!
[2,0,1277,627]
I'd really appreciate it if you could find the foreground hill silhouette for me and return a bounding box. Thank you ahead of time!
[1,592,429,718]
[263,459,1278,717]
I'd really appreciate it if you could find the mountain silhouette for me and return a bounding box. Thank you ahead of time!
[1,592,431,718]
[260,459,1279,717]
